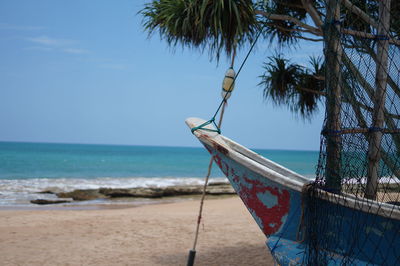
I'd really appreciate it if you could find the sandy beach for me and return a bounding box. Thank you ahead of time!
[0,196,274,266]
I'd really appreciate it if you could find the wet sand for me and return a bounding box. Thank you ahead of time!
[0,196,274,265]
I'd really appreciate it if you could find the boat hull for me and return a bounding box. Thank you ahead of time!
[187,117,400,265]
[203,143,306,264]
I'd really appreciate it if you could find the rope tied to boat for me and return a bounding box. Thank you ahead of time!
[187,60,232,266]
[187,25,264,266]
[190,27,263,136]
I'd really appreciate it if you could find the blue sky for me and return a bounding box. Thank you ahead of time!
[0,0,324,150]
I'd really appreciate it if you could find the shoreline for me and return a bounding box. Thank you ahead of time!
[0,194,236,211]
[1,181,236,208]
[0,196,274,265]
[0,177,232,207]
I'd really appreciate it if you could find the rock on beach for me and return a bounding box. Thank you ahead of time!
[30,199,72,205]
[32,182,235,204]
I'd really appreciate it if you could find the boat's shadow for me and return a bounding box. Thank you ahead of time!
[151,243,275,265]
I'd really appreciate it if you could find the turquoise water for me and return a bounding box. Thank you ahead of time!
[0,142,319,206]
[0,142,318,179]
[0,142,219,179]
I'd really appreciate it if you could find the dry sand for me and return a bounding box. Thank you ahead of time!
[0,196,275,266]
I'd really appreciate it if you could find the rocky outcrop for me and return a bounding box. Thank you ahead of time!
[56,189,107,201]
[98,187,165,198]
[206,184,236,195]
[31,183,235,204]
[37,187,64,194]
[208,182,229,186]
[99,184,235,198]
[30,199,72,205]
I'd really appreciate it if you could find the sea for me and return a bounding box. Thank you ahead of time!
[0,142,319,207]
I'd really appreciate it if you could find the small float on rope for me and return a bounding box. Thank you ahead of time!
[221,67,236,100]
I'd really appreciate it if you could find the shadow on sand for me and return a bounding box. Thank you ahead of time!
[151,243,274,265]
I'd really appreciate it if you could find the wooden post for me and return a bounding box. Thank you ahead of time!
[324,0,343,192]
[365,0,391,200]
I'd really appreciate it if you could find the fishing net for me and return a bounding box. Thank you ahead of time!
[304,0,400,264]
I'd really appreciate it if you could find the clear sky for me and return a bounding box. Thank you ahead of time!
[0,0,325,151]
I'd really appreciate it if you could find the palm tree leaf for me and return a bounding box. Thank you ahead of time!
[259,54,324,119]
[140,0,258,59]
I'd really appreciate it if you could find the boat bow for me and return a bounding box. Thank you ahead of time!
[186,117,312,264]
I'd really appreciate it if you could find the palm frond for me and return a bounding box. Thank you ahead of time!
[260,0,308,45]
[259,54,324,119]
[140,0,258,59]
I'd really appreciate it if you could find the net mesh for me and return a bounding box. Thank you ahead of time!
[304,0,400,264]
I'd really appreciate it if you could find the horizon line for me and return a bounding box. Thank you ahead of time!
[0,140,320,152]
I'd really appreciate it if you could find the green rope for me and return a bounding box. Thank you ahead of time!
[191,25,264,135]
[190,118,221,134]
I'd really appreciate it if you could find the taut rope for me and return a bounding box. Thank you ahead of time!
[187,26,264,266]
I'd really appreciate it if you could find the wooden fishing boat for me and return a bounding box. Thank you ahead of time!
[186,117,400,265]
[140,2,400,263]
[176,0,400,264]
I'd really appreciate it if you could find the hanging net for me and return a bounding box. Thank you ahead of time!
[304,0,400,264]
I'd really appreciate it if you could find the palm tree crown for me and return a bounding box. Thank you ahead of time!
[140,0,399,119]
